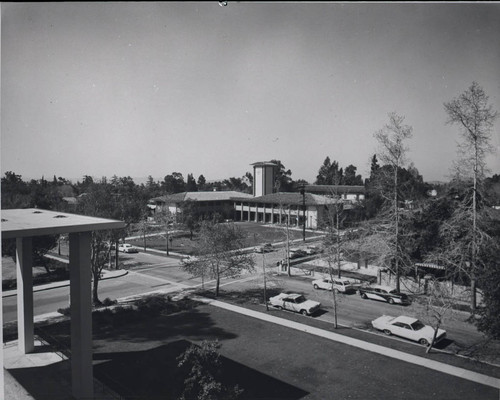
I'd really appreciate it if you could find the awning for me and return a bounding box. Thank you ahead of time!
[415,263,445,270]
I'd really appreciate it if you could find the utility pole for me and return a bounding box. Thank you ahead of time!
[300,186,306,242]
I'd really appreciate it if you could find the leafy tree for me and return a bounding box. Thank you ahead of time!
[476,243,500,338]
[181,220,255,297]
[372,112,414,292]
[244,171,253,188]
[197,174,207,190]
[163,172,186,194]
[315,157,343,185]
[177,340,243,400]
[1,171,31,209]
[76,180,125,304]
[344,164,363,186]
[186,173,198,192]
[270,159,294,192]
[484,174,500,206]
[222,177,249,192]
[180,199,202,239]
[442,82,498,310]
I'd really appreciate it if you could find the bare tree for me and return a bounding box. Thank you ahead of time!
[412,277,456,353]
[182,219,255,297]
[154,207,174,255]
[373,112,413,292]
[443,82,498,310]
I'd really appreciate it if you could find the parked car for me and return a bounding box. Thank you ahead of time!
[289,249,307,259]
[181,255,198,263]
[305,245,320,255]
[312,277,357,293]
[118,243,138,253]
[371,315,446,346]
[269,293,321,316]
[358,284,410,305]
[255,243,273,253]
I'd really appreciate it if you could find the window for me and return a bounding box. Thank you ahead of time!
[410,321,425,331]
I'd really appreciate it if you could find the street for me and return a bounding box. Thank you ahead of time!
[2,248,492,355]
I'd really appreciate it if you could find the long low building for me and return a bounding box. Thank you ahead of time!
[232,192,340,229]
[148,191,253,221]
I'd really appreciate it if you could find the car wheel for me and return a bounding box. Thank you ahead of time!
[301,310,308,316]
[277,306,283,310]
[361,293,367,299]
[388,298,395,304]
[383,329,392,336]
[419,338,429,346]
[334,288,340,294]
[313,284,319,289]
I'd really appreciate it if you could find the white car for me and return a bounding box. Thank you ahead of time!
[118,243,138,253]
[269,293,321,316]
[312,277,356,293]
[305,245,319,255]
[371,315,446,346]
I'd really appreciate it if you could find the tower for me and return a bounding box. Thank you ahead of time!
[251,161,277,197]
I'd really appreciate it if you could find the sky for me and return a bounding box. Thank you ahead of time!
[2,2,500,185]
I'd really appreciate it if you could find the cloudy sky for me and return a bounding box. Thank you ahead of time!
[2,2,499,184]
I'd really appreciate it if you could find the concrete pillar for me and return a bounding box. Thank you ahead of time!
[16,237,34,354]
[240,202,243,221]
[69,232,93,399]
[247,204,251,222]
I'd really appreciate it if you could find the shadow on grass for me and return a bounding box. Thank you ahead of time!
[198,287,285,306]
[38,306,239,351]
[94,339,309,400]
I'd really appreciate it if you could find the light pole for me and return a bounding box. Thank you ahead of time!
[263,252,269,311]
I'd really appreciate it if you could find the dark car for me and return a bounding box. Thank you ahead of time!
[358,284,410,305]
[290,249,307,259]
[255,243,273,253]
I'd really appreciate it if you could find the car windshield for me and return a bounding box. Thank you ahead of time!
[410,320,425,330]
[295,296,306,303]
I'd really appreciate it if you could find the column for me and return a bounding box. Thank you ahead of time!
[69,232,93,399]
[240,202,243,221]
[16,237,34,354]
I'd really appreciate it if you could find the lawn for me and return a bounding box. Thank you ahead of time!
[36,293,498,400]
[128,222,322,255]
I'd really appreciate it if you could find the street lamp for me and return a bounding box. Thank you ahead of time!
[300,186,306,242]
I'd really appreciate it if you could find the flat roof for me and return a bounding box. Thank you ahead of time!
[1,208,126,239]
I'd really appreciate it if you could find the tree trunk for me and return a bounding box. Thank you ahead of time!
[215,275,220,297]
[394,165,400,292]
[92,270,100,305]
[426,322,441,354]
[115,246,119,269]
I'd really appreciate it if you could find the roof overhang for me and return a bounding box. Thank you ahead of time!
[1,208,126,239]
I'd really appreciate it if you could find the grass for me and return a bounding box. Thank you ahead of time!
[128,221,322,255]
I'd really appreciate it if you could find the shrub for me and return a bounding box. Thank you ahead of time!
[102,297,117,307]
[57,307,70,316]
